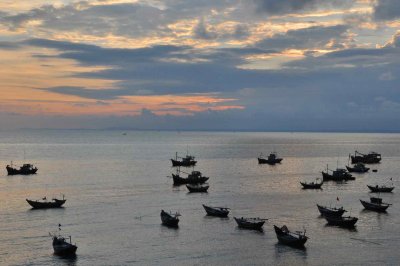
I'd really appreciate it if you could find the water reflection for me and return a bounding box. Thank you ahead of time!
[274,243,307,264]
[53,254,77,266]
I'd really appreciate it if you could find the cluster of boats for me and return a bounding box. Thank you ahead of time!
[5,160,76,256]
[4,148,394,257]
[161,205,308,248]
[170,152,210,193]
[25,195,75,255]
[301,151,394,193]
[165,151,308,248]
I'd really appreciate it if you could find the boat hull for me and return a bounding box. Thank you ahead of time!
[274,225,307,248]
[300,182,323,189]
[322,171,354,181]
[346,166,369,173]
[172,174,208,185]
[258,158,282,165]
[351,156,381,164]
[324,216,358,228]
[202,205,229,217]
[54,244,77,256]
[367,185,394,193]
[161,211,179,227]
[26,199,66,209]
[317,204,345,217]
[7,166,38,175]
[234,217,264,230]
[171,159,197,167]
[186,184,209,193]
[360,200,390,212]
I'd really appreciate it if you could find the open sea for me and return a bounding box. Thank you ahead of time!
[1,130,400,265]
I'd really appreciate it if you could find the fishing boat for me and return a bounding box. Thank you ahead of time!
[234,217,266,230]
[317,204,346,217]
[360,197,391,212]
[26,195,66,209]
[171,152,197,167]
[258,152,283,165]
[202,204,229,217]
[6,163,38,175]
[273,225,308,248]
[160,210,180,227]
[172,169,209,185]
[350,151,381,164]
[322,166,354,181]
[300,178,323,189]
[346,163,370,173]
[367,184,395,193]
[324,215,358,228]
[50,225,77,256]
[186,183,209,193]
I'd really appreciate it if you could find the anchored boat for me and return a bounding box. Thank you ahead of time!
[350,151,381,164]
[172,169,209,185]
[50,225,77,256]
[367,184,394,193]
[160,210,180,227]
[322,165,354,181]
[186,183,209,193]
[258,152,283,165]
[274,225,308,248]
[324,215,358,228]
[171,152,197,167]
[360,197,391,212]
[202,204,229,217]
[234,217,266,230]
[26,195,66,209]
[346,163,369,173]
[6,162,38,175]
[317,204,346,217]
[300,178,323,189]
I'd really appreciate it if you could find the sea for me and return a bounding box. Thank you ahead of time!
[0,130,400,265]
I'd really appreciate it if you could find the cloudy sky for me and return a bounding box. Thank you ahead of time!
[0,0,399,131]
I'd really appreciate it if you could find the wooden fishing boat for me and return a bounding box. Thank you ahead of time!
[300,178,323,189]
[317,204,346,217]
[50,225,77,256]
[186,183,209,193]
[360,197,391,212]
[171,152,197,167]
[322,166,354,181]
[6,163,38,175]
[26,196,66,209]
[160,210,180,227]
[274,225,308,248]
[202,204,229,217]
[367,185,394,193]
[350,151,381,164]
[234,217,266,230]
[258,152,283,165]
[324,215,358,228]
[346,163,369,173]
[172,170,209,185]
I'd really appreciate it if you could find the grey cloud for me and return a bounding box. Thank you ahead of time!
[193,19,218,40]
[373,0,400,21]
[252,0,352,15]
[255,25,351,50]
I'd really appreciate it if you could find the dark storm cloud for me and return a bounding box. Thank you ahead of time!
[41,86,132,100]
[256,25,350,50]
[373,0,400,21]
[252,0,351,15]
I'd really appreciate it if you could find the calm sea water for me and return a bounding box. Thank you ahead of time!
[1,130,400,265]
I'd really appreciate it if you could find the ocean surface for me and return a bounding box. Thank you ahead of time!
[1,130,400,265]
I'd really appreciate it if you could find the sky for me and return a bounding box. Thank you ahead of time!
[0,0,399,131]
